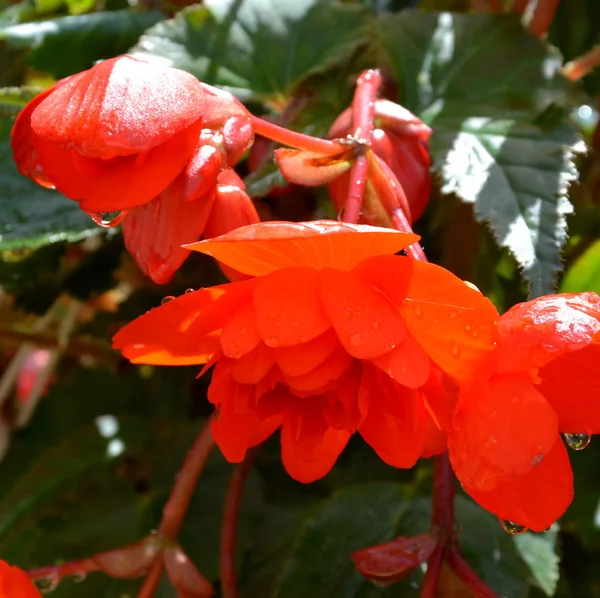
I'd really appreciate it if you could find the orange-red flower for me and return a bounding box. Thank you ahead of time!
[449,292,600,531]
[11,55,258,284]
[113,221,498,481]
[0,561,41,598]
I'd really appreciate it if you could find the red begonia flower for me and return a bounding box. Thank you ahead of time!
[0,561,41,598]
[449,292,600,531]
[11,56,258,284]
[113,221,498,481]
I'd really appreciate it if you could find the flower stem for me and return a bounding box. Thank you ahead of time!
[220,452,255,598]
[138,556,164,598]
[562,45,600,81]
[250,116,344,155]
[446,548,500,598]
[527,0,560,37]
[419,545,444,598]
[509,0,529,13]
[391,209,428,262]
[341,70,381,224]
[432,452,455,532]
[27,559,100,583]
[158,419,216,539]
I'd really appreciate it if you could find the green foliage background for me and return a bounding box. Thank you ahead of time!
[1,0,599,596]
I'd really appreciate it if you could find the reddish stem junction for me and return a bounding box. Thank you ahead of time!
[26,69,496,598]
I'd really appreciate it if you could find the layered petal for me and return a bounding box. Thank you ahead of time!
[463,439,573,532]
[281,406,351,483]
[497,292,600,373]
[186,220,419,276]
[111,288,223,364]
[449,373,558,492]
[122,177,215,285]
[273,329,340,377]
[537,342,600,433]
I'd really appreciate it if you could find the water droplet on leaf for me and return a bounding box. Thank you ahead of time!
[35,577,59,593]
[500,520,527,535]
[72,572,87,584]
[161,296,175,305]
[564,433,591,450]
[89,210,127,228]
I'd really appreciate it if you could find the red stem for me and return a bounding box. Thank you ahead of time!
[447,548,500,598]
[27,559,100,582]
[220,452,256,598]
[527,0,561,37]
[431,452,455,532]
[510,0,529,13]
[250,115,344,156]
[420,545,444,598]
[563,45,600,81]
[341,70,381,224]
[138,557,164,598]
[391,209,428,262]
[158,419,216,539]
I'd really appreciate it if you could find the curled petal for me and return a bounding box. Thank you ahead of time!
[538,342,600,433]
[222,115,254,166]
[497,292,600,373]
[31,55,205,158]
[282,347,352,393]
[112,289,222,364]
[449,374,558,492]
[275,147,352,186]
[254,267,331,347]
[182,144,222,202]
[281,409,350,483]
[199,82,250,127]
[273,328,340,377]
[122,177,215,285]
[320,268,406,359]
[463,438,573,532]
[186,220,419,276]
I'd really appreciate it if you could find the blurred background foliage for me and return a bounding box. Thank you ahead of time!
[0,0,599,596]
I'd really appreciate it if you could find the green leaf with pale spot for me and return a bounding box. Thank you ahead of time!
[513,528,560,596]
[377,10,586,298]
[130,0,371,102]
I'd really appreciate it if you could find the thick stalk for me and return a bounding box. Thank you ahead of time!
[562,45,600,81]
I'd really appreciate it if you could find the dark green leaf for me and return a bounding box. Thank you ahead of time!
[513,529,560,596]
[131,0,371,101]
[1,9,164,78]
[378,10,586,297]
[272,482,408,598]
[244,159,287,198]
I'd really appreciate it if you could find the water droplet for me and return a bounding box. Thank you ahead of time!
[414,305,422,318]
[349,333,362,347]
[35,577,59,593]
[451,344,460,357]
[564,433,591,451]
[266,337,280,347]
[72,572,87,584]
[239,327,248,335]
[465,324,471,332]
[371,579,393,588]
[300,336,309,343]
[184,288,195,294]
[291,320,299,328]
[161,296,175,305]
[228,342,241,357]
[500,520,527,535]
[337,207,346,222]
[510,395,520,405]
[89,210,127,228]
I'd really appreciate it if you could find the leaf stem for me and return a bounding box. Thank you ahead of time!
[446,548,500,598]
[220,451,255,598]
[341,69,381,224]
[250,115,344,155]
[562,45,600,81]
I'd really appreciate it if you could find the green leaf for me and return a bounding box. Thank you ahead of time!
[244,159,287,198]
[0,91,99,250]
[513,529,560,596]
[130,0,371,102]
[560,239,600,294]
[377,10,586,297]
[272,482,408,598]
[1,9,164,78]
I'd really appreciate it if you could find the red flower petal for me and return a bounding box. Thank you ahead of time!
[111,289,222,364]
[463,438,573,532]
[281,408,350,483]
[449,373,558,492]
[230,342,275,385]
[33,122,202,212]
[219,303,261,359]
[320,268,407,359]
[275,147,352,186]
[537,342,600,433]
[0,561,42,597]
[497,292,600,373]
[358,367,425,468]
[398,259,498,384]
[282,347,353,393]
[186,220,419,276]
[370,331,431,388]
[122,179,215,285]
[253,267,331,347]
[31,56,205,158]
[273,328,340,377]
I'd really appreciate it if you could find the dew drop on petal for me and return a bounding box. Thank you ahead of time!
[72,572,87,584]
[88,210,127,228]
[35,576,59,593]
[564,433,591,451]
[337,207,346,222]
[451,343,460,357]
[414,305,422,318]
[184,288,195,294]
[161,296,175,305]
[500,520,527,535]
[349,333,363,347]
[266,337,280,348]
